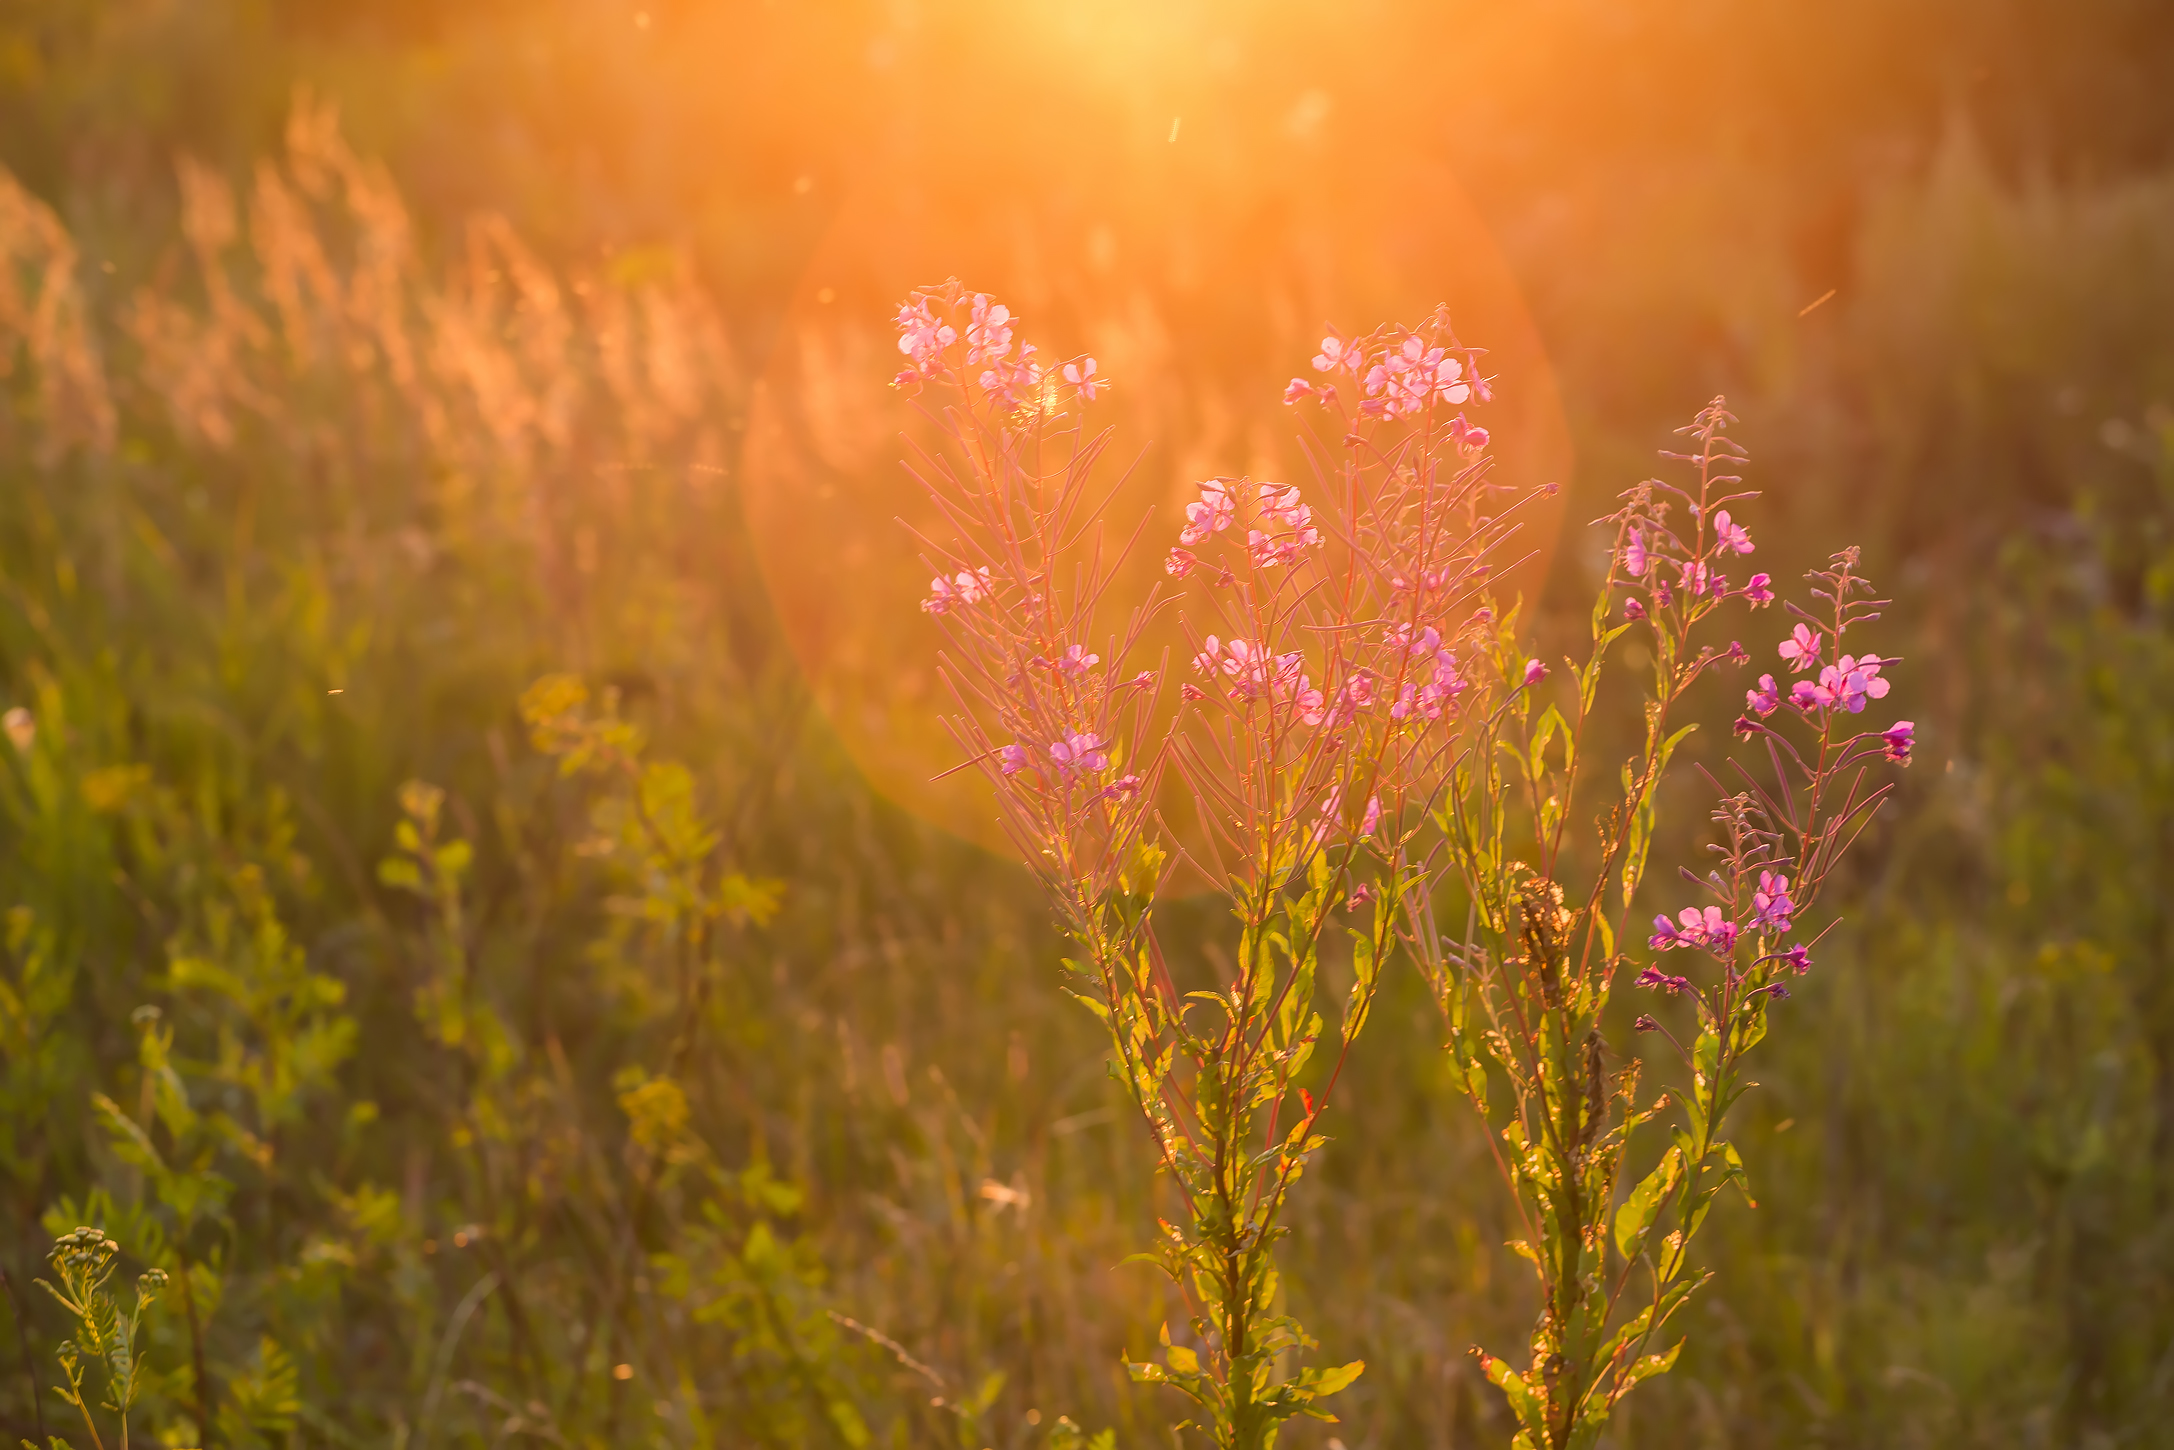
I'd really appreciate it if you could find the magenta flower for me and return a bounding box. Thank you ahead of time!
[1104,772,1143,802]
[1724,639,1749,665]
[1746,673,1781,716]
[1790,678,1828,713]
[1192,635,1222,675]
[1783,942,1812,972]
[1634,1014,1661,1033]
[1881,719,1914,764]
[1650,905,1740,954]
[920,567,991,615]
[1712,509,1754,555]
[1777,623,1823,673]
[1622,528,1649,578]
[1062,356,1103,402]
[1678,558,1712,596]
[1282,378,1316,405]
[1295,678,1327,727]
[1181,682,1209,702]
[996,744,1030,777]
[1056,644,1100,676]
[1635,965,1693,995]
[1653,579,1674,608]
[1049,730,1110,777]
[1166,547,1199,579]
[1312,332,1360,374]
[1523,658,1548,686]
[964,293,1015,366]
[895,299,958,373]
[1752,871,1794,932]
[1447,415,1490,454]
[1623,595,1647,621]
[1743,572,1774,606]
[1180,483,1236,545]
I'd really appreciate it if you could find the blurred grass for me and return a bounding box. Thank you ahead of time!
[0,3,2172,1447]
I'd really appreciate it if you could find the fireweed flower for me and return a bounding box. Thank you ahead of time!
[1753,871,1795,932]
[1746,673,1781,716]
[1623,595,1648,621]
[1056,644,1100,676]
[1180,482,1236,545]
[1743,571,1775,606]
[1636,965,1694,994]
[898,290,1908,1447]
[920,567,992,614]
[964,293,1014,364]
[1882,719,1915,763]
[1062,356,1103,402]
[1312,332,1361,373]
[1778,622,1823,672]
[1047,730,1110,778]
[1713,509,1754,554]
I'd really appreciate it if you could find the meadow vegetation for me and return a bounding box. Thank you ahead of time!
[1,5,2173,1447]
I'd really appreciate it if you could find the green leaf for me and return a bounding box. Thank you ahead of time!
[1298,1359,1365,1397]
[1614,1146,1684,1259]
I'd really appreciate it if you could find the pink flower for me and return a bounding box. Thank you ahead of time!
[1181,682,1209,702]
[964,293,1014,366]
[996,744,1030,777]
[1522,658,1547,686]
[1678,558,1712,596]
[1636,965,1693,995]
[1180,483,1236,545]
[1745,673,1781,716]
[1294,678,1326,726]
[978,345,1043,409]
[1824,654,1890,713]
[1742,572,1774,606]
[1789,678,1828,712]
[1783,942,1813,972]
[1104,772,1143,802]
[1724,639,1749,665]
[1315,786,1383,840]
[1881,719,1914,764]
[920,567,991,615]
[1312,332,1361,374]
[1192,635,1222,675]
[895,298,958,372]
[1777,623,1823,673]
[1165,547,1199,579]
[1282,378,1323,406]
[1387,623,1442,659]
[1056,644,1100,676]
[1623,595,1647,621]
[1713,509,1754,555]
[1622,528,1649,578]
[1752,871,1794,932]
[1649,905,1740,954]
[1447,415,1490,454]
[1048,730,1110,777]
[1062,356,1103,402]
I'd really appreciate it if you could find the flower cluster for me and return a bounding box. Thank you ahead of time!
[1284,323,1495,436]
[892,286,1102,412]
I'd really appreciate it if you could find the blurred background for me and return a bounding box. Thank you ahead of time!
[2,0,2173,1445]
